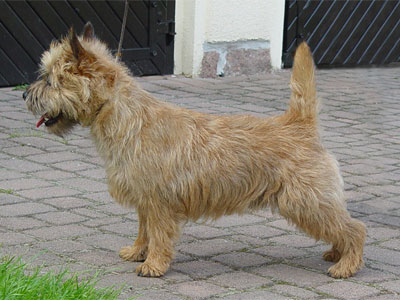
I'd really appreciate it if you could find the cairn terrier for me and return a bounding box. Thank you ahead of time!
[24,23,366,278]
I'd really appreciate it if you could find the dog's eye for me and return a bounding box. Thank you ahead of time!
[46,78,51,86]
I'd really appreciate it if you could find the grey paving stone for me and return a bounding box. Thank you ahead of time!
[133,290,184,300]
[0,202,56,217]
[167,281,228,299]
[208,271,271,289]
[37,240,89,253]
[33,170,76,180]
[2,145,45,156]
[366,214,400,228]
[100,221,138,236]
[0,169,22,181]
[379,279,400,293]
[18,186,80,199]
[83,216,123,228]
[83,191,113,204]
[28,151,84,163]
[0,232,35,245]
[0,216,46,230]
[212,251,271,268]
[251,245,308,259]
[178,238,245,257]
[252,264,331,287]
[208,214,266,228]
[35,211,87,225]
[366,295,400,300]
[220,290,291,300]
[272,284,320,299]
[11,136,63,149]
[1,68,400,300]
[96,272,164,290]
[183,224,230,239]
[367,227,400,240]
[98,203,129,216]
[72,207,108,219]
[232,224,285,238]
[317,281,380,299]
[52,160,97,172]
[83,233,133,252]
[62,178,108,193]
[42,197,91,209]
[267,219,298,231]
[72,249,120,266]
[0,192,26,205]
[230,234,267,247]
[289,255,334,273]
[380,239,400,250]
[0,158,50,172]
[79,167,106,179]
[353,267,397,283]
[172,260,232,279]
[0,178,52,191]
[25,224,95,240]
[365,246,400,266]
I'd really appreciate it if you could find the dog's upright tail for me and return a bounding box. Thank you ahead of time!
[286,42,318,124]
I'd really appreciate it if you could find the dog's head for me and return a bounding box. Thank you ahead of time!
[24,22,121,136]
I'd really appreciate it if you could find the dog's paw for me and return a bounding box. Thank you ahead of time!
[119,246,146,262]
[323,248,341,262]
[136,261,166,277]
[328,264,354,279]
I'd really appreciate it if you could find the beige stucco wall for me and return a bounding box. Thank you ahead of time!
[174,0,285,76]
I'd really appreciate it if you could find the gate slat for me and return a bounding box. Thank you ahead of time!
[283,0,400,67]
[0,1,44,65]
[343,1,392,64]
[48,0,86,32]
[0,22,37,82]
[365,4,400,64]
[0,48,26,85]
[28,0,70,38]
[315,0,359,64]
[0,0,174,87]
[105,1,145,48]
[68,0,119,48]
[7,0,54,49]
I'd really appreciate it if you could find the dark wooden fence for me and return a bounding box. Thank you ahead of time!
[283,0,400,68]
[0,0,175,87]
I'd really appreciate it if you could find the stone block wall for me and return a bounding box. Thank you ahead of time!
[200,40,271,78]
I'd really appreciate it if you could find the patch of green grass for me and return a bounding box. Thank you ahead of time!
[0,256,131,300]
[0,189,14,195]
[12,84,29,91]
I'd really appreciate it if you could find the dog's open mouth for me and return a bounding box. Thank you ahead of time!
[36,113,62,128]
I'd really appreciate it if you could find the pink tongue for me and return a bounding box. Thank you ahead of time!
[36,116,45,128]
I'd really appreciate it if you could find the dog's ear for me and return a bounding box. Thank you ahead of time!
[82,22,95,41]
[69,27,86,62]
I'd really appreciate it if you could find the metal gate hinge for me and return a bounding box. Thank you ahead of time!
[157,20,176,36]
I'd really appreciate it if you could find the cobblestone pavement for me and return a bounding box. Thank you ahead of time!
[1,67,400,300]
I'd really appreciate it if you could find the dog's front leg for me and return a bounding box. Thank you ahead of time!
[136,206,180,277]
[120,210,148,262]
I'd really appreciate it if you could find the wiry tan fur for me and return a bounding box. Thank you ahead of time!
[24,23,366,279]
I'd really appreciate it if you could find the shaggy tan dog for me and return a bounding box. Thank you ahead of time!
[24,23,366,278]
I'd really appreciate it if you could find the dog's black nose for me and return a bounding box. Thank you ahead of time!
[23,91,27,100]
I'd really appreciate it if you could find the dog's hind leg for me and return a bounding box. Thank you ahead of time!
[277,186,366,278]
[136,205,180,277]
[120,209,148,262]
[323,246,341,262]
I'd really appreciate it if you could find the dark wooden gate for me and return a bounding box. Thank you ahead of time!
[0,0,175,87]
[283,0,400,68]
